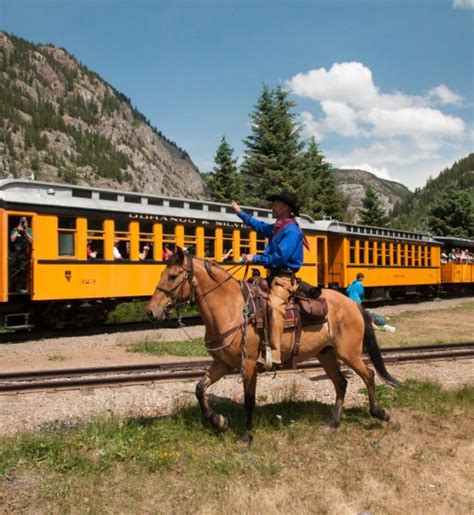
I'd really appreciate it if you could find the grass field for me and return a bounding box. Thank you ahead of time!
[0,380,472,513]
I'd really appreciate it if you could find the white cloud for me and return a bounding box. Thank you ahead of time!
[300,111,324,142]
[453,0,474,9]
[339,163,393,181]
[427,84,463,105]
[321,100,361,136]
[287,62,466,142]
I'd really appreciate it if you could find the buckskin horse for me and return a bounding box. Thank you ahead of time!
[146,247,401,442]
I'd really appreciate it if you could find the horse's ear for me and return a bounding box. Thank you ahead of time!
[165,247,174,258]
[176,246,185,264]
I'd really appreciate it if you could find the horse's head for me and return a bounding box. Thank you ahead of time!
[146,246,193,320]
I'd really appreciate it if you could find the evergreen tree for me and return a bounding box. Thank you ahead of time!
[240,85,304,206]
[206,136,241,201]
[359,185,388,226]
[426,183,474,237]
[300,138,346,220]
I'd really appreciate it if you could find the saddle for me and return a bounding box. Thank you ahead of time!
[241,279,328,368]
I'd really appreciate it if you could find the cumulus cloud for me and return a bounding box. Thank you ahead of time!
[286,62,465,142]
[453,0,474,9]
[427,84,463,105]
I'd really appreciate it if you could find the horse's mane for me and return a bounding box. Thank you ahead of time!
[167,253,239,284]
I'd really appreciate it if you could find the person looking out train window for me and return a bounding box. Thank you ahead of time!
[10,217,33,293]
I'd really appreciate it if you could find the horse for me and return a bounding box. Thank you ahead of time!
[146,247,401,442]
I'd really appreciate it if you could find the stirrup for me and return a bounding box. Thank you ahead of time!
[264,346,273,371]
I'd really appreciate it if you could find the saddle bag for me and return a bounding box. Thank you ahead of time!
[295,296,328,324]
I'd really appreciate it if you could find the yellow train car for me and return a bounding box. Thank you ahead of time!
[323,221,442,299]
[0,179,326,328]
[437,236,474,293]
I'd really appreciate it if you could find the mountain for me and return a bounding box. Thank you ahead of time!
[334,168,412,223]
[0,31,205,197]
[391,153,474,232]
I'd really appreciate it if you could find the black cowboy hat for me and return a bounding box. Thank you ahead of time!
[267,192,300,216]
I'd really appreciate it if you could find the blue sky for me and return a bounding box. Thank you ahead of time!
[1,0,473,190]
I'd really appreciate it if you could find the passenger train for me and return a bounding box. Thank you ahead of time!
[0,179,472,329]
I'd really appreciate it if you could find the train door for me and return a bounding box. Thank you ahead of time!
[0,210,7,301]
[7,213,34,295]
[316,237,327,286]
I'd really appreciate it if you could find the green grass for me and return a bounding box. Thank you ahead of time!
[1,381,472,479]
[107,301,199,324]
[127,338,208,357]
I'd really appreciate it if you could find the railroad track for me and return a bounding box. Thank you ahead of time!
[1,342,473,394]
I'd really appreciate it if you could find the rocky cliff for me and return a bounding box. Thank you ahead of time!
[334,168,412,222]
[0,31,205,197]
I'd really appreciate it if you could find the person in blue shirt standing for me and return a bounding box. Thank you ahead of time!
[231,192,306,370]
[347,273,365,303]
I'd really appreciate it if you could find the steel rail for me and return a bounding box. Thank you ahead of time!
[1,342,473,394]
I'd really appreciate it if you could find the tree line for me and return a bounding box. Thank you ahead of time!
[206,85,473,237]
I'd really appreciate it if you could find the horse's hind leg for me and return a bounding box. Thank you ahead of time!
[340,353,390,422]
[196,360,232,432]
[317,346,348,429]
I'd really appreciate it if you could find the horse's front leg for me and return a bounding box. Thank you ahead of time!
[240,359,257,444]
[196,360,232,432]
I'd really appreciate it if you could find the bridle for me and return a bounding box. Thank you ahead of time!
[156,253,196,308]
[156,254,246,310]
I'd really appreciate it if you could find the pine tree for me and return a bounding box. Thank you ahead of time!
[358,185,388,226]
[300,138,347,220]
[426,183,474,237]
[241,85,304,206]
[206,136,242,202]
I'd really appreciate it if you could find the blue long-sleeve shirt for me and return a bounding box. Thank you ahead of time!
[347,279,364,303]
[237,210,303,271]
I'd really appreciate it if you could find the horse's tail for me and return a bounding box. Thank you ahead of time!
[358,304,403,387]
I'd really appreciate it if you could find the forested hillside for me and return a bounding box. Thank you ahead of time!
[392,154,474,235]
[0,31,205,197]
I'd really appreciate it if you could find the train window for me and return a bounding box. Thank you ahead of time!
[414,246,420,267]
[72,189,92,199]
[256,235,267,253]
[184,225,197,255]
[58,217,76,257]
[162,224,177,251]
[190,202,203,210]
[377,244,383,266]
[222,229,233,259]
[208,204,222,213]
[114,220,130,259]
[393,244,399,266]
[87,219,104,258]
[385,243,390,266]
[368,241,374,264]
[124,195,141,204]
[204,227,215,258]
[148,198,163,207]
[349,240,356,264]
[99,192,117,201]
[400,245,406,266]
[169,200,184,208]
[359,241,366,264]
[240,229,251,256]
[139,221,154,261]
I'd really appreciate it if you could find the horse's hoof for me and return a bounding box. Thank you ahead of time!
[210,413,228,432]
[239,431,253,444]
[324,419,339,431]
[371,407,390,422]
